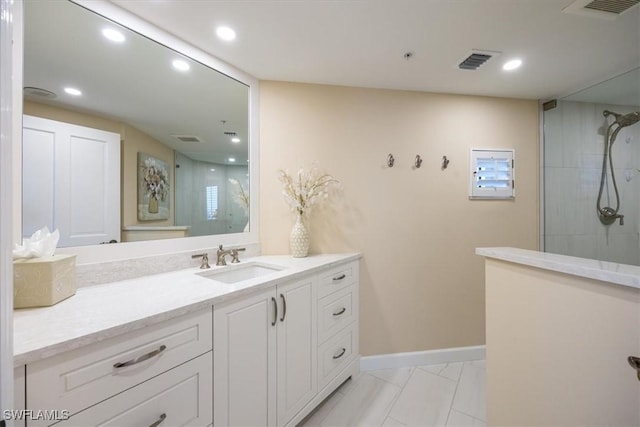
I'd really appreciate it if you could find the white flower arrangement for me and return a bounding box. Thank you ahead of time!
[228,178,250,215]
[142,158,169,201]
[278,165,340,217]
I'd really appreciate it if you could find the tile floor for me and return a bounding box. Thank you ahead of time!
[299,360,486,427]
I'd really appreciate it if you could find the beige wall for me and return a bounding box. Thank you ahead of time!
[259,82,540,356]
[23,101,175,232]
[485,259,640,425]
[120,124,174,228]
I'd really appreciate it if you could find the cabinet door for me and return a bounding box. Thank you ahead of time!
[214,288,277,427]
[277,277,317,426]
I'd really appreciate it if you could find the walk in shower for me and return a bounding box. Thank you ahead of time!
[543,68,640,266]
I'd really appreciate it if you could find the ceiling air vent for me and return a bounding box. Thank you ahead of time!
[585,0,639,14]
[23,87,57,99]
[172,134,202,143]
[563,0,639,19]
[457,50,500,71]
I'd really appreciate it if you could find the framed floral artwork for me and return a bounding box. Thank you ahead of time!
[137,153,170,220]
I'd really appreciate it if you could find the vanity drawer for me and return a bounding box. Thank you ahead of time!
[318,324,357,390]
[318,261,358,298]
[318,285,357,344]
[27,308,212,423]
[56,352,212,427]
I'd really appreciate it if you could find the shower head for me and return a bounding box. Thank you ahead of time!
[604,110,640,143]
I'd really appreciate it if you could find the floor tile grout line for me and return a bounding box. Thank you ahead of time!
[443,361,467,427]
[452,407,487,424]
[378,368,413,426]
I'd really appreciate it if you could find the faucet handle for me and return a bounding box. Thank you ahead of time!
[230,247,246,263]
[191,253,210,269]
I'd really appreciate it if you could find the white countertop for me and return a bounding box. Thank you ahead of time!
[476,247,640,289]
[13,253,360,366]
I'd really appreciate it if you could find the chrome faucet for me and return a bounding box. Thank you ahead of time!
[216,245,232,266]
[216,245,247,266]
[191,253,210,269]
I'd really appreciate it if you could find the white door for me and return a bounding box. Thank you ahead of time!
[22,115,120,246]
[213,288,277,427]
[276,278,317,426]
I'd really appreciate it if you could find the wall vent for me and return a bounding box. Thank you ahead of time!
[563,0,639,19]
[172,134,202,143]
[457,50,500,71]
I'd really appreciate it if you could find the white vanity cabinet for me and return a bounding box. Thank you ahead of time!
[213,260,360,427]
[213,275,317,427]
[23,308,213,427]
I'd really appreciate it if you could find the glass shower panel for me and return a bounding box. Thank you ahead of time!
[543,68,640,265]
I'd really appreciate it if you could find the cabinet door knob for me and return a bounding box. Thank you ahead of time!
[332,307,346,316]
[149,413,166,427]
[280,294,286,322]
[271,297,278,326]
[333,274,346,281]
[333,347,347,360]
[113,345,167,369]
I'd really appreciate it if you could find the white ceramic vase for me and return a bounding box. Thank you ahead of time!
[290,214,310,257]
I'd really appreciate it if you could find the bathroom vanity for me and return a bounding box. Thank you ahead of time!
[13,253,360,426]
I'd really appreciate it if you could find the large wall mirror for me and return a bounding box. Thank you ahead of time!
[18,0,259,261]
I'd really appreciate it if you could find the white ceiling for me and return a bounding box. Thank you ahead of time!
[24,0,250,165]
[110,0,640,101]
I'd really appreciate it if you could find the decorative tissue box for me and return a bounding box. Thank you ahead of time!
[13,254,77,308]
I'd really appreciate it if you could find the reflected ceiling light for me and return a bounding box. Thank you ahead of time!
[231,137,240,143]
[172,59,190,72]
[502,59,522,71]
[216,26,236,41]
[228,157,236,163]
[102,28,125,43]
[210,168,216,172]
[64,87,82,96]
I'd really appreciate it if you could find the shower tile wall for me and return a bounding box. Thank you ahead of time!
[175,152,249,236]
[544,101,640,266]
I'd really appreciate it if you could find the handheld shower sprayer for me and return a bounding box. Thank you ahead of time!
[597,110,640,226]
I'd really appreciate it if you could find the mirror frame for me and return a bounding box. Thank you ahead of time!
[13,0,260,264]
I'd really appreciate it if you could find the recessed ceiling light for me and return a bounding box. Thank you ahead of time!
[172,59,190,72]
[231,137,240,143]
[64,87,82,96]
[228,157,236,163]
[210,168,216,172]
[102,28,125,43]
[503,59,522,71]
[216,26,236,41]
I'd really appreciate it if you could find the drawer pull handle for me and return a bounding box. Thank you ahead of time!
[113,345,167,369]
[271,297,278,326]
[149,413,166,427]
[333,307,346,316]
[333,274,346,281]
[280,293,287,322]
[333,347,347,360]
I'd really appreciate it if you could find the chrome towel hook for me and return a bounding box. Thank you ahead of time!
[414,155,422,168]
[387,153,395,168]
[442,156,450,170]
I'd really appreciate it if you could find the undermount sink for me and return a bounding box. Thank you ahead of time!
[197,262,285,284]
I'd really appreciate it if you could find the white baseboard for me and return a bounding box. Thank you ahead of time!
[360,345,486,371]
